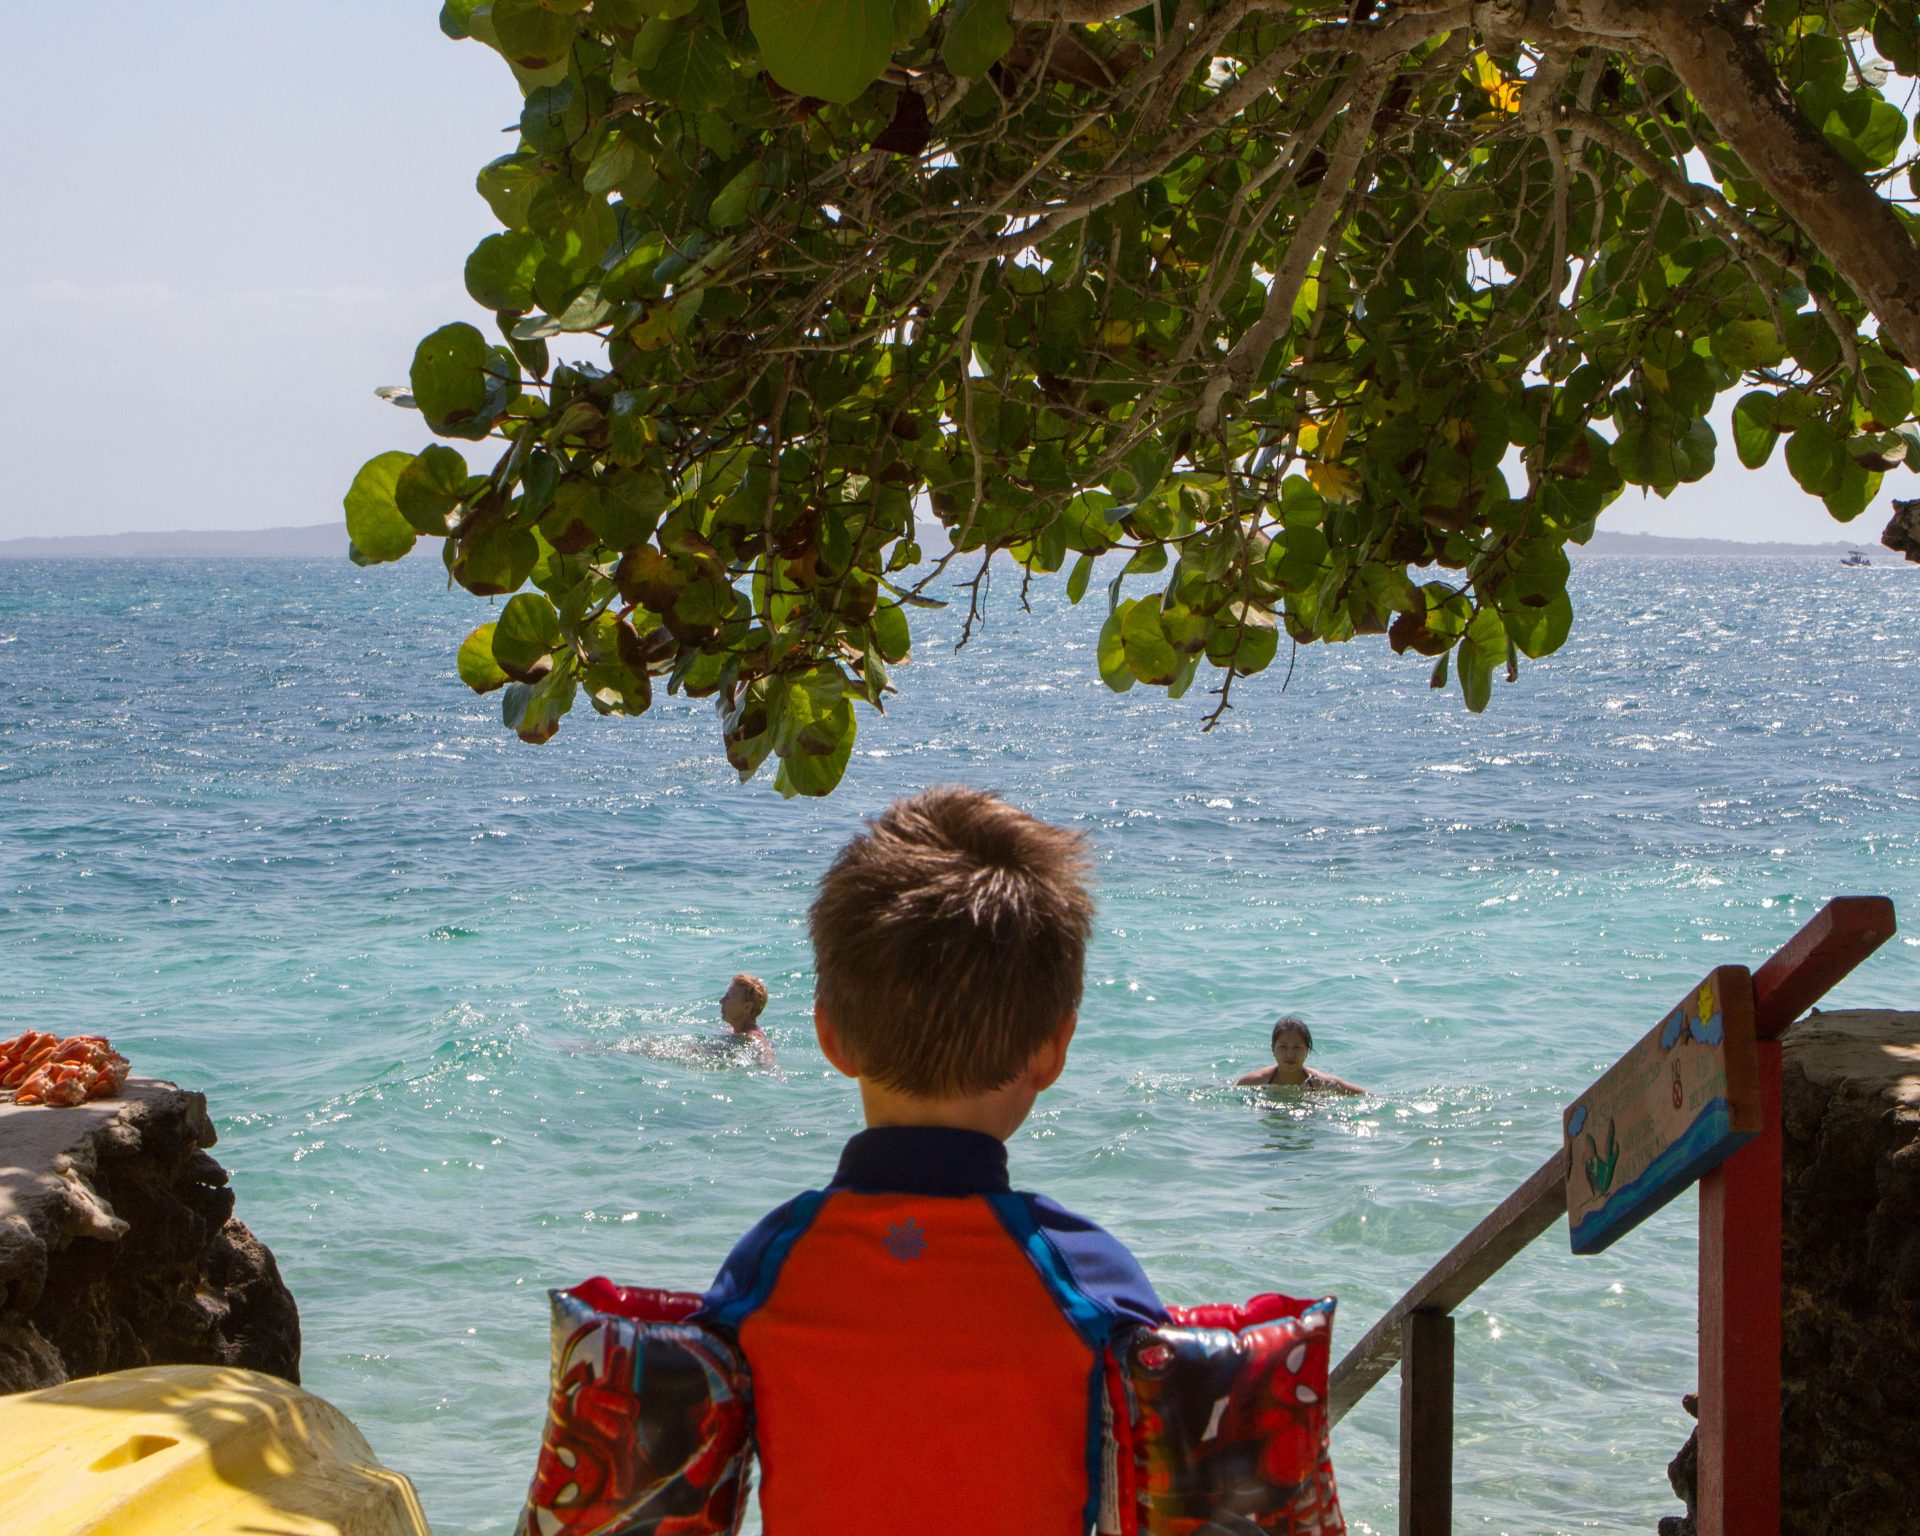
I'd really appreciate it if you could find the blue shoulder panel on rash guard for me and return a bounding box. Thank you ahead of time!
[695,1190,828,1331]
[984,1192,1167,1349]
[1026,1193,1167,1329]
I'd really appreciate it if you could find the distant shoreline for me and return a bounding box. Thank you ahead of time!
[0,524,354,560]
[1574,530,1892,561]
[0,521,1900,563]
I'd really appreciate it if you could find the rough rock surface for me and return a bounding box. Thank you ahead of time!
[1657,1009,1920,1535]
[1777,1009,1920,1534]
[0,1077,300,1394]
[1882,496,1920,563]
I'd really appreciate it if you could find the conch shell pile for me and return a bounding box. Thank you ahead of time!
[0,1032,131,1106]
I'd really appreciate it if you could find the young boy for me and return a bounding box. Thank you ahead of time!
[695,787,1164,1535]
[719,971,775,1068]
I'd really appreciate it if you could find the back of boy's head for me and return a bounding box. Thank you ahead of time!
[810,787,1094,1098]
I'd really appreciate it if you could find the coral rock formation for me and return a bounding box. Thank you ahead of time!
[0,1077,299,1394]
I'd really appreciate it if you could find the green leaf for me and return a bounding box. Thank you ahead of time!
[490,0,578,68]
[1206,604,1279,673]
[502,669,576,744]
[1456,607,1504,712]
[1860,360,1915,429]
[1845,96,1909,170]
[749,0,894,103]
[1121,597,1179,686]
[710,163,760,229]
[458,624,509,692]
[1065,551,1094,605]
[493,593,565,681]
[597,469,670,545]
[608,395,652,468]
[342,451,418,564]
[454,521,538,596]
[411,323,494,437]
[1097,604,1135,692]
[943,0,1012,79]
[893,0,931,46]
[583,135,638,198]
[637,21,735,110]
[476,154,540,228]
[1456,640,1491,712]
[1503,590,1572,659]
[674,574,736,626]
[583,660,653,716]
[521,451,560,516]
[774,703,856,796]
[395,445,470,534]
[1786,421,1844,497]
[1711,319,1785,371]
[1731,391,1779,470]
[465,233,541,311]
[1823,460,1881,522]
[441,0,484,39]
[872,602,912,663]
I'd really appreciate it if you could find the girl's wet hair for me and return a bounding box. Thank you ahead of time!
[1270,1015,1313,1051]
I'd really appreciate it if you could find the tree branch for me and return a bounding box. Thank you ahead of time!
[1637,0,1920,365]
[1198,64,1394,428]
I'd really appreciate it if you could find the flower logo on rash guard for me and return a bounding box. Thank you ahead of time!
[883,1217,927,1261]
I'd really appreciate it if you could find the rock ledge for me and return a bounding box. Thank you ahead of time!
[0,1077,299,1394]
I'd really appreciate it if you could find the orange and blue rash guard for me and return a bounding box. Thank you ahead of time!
[695,1126,1165,1535]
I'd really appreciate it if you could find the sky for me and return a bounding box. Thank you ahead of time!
[0,3,1900,544]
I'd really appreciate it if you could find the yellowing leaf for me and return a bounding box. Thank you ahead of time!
[1471,51,1522,115]
[1307,461,1361,503]
[1323,408,1349,461]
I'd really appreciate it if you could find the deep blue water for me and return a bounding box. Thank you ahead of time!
[1,553,1914,1534]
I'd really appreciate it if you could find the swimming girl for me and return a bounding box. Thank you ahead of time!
[1235,1015,1363,1094]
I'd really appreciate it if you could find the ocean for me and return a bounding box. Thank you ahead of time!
[2,552,1914,1534]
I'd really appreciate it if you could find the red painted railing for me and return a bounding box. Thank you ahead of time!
[1327,897,1897,1536]
[1697,896,1894,1536]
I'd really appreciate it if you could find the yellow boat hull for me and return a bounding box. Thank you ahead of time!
[0,1364,429,1536]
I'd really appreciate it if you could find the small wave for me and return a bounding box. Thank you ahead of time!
[426,925,480,941]
[604,1033,771,1072]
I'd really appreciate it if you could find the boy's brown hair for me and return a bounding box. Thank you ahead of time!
[810,787,1094,1097]
[732,973,769,1018]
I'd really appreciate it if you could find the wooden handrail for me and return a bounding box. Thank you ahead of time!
[1749,895,1895,1039]
[1328,1147,1568,1424]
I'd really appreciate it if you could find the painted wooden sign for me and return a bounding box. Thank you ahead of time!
[1564,965,1760,1256]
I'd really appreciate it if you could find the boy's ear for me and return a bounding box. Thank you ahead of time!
[1029,1012,1077,1093]
[814,1002,861,1080]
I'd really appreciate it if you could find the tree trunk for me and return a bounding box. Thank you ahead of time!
[1639,2,1920,369]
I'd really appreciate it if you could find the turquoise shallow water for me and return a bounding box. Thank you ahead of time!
[2,553,1916,1535]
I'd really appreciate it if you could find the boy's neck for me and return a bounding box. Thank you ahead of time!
[856,1077,1038,1143]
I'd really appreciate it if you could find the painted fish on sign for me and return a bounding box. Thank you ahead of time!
[1564,965,1761,1256]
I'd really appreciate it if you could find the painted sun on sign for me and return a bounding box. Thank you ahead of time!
[1563,965,1761,1256]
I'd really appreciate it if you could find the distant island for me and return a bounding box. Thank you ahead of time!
[1575,530,1890,560]
[0,524,354,560]
[0,522,1900,563]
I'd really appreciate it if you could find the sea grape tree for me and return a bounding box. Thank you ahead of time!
[346,0,1920,794]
